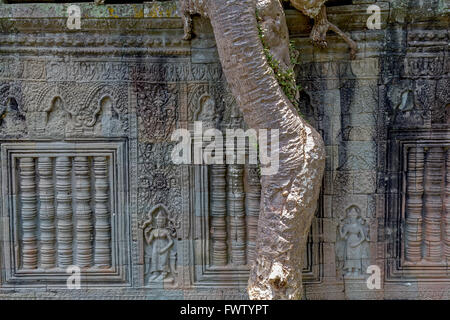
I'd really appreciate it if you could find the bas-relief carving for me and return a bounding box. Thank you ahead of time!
[214,81,238,129]
[336,141,377,172]
[385,25,449,129]
[0,1,447,299]
[296,59,379,82]
[196,95,216,122]
[137,143,183,221]
[434,78,450,124]
[186,81,238,131]
[141,204,179,285]
[0,58,226,83]
[0,83,26,137]
[128,61,223,83]
[0,56,293,292]
[187,83,217,128]
[336,205,370,279]
[404,55,447,78]
[82,84,129,136]
[386,79,436,128]
[133,82,179,143]
[382,16,450,288]
[22,83,128,138]
[0,58,25,79]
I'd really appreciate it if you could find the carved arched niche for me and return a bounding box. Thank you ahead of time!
[44,96,69,138]
[194,94,216,127]
[93,95,123,136]
[82,85,128,137]
[33,84,128,138]
[35,85,74,137]
[0,83,27,137]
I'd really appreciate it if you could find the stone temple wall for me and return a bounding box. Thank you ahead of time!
[0,1,448,299]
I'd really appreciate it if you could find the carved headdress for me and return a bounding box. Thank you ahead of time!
[142,204,178,239]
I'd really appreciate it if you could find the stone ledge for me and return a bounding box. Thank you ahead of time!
[0,2,390,34]
[0,2,179,18]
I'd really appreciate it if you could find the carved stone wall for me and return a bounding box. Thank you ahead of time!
[292,0,449,300]
[0,1,448,299]
[1,141,129,286]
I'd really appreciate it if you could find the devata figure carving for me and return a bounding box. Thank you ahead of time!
[337,205,369,278]
[141,205,178,284]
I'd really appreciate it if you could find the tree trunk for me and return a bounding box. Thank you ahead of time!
[182,0,326,299]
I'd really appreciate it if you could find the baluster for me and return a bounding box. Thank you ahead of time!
[228,165,246,266]
[19,158,38,269]
[423,147,444,262]
[444,148,450,259]
[38,157,56,269]
[405,147,425,262]
[74,156,93,268]
[210,164,228,266]
[93,156,111,268]
[56,157,73,267]
[246,165,260,266]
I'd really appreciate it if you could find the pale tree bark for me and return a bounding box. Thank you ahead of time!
[180,0,326,299]
[291,2,358,59]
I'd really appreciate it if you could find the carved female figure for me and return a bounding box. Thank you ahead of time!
[193,94,216,129]
[142,206,176,283]
[339,205,367,278]
[98,96,122,136]
[199,95,216,122]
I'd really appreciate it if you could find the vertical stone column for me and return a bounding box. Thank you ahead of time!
[19,158,38,269]
[423,147,444,262]
[246,166,260,266]
[405,147,425,262]
[56,157,73,267]
[228,165,246,266]
[210,164,228,266]
[444,148,450,259]
[38,157,56,269]
[93,156,111,268]
[74,156,93,268]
